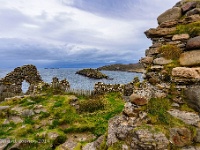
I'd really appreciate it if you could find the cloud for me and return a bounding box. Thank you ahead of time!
[0,0,180,68]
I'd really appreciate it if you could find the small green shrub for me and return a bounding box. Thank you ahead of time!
[159,45,182,60]
[23,117,35,125]
[39,112,50,119]
[175,21,200,37]
[147,98,172,125]
[53,99,63,107]
[78,99,105,113]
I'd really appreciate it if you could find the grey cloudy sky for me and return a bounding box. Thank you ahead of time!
[0,0,180,68]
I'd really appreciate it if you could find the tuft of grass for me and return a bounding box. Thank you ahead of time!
[23,117,35,125]
[159,45,182,60]
[147,98,172,125]
[78,99,105,113]
[175,21,200,37]
[108,141,124,150]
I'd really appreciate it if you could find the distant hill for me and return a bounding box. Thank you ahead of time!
[97,63,145,73]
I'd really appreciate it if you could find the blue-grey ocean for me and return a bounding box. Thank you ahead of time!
[0,68,142,92]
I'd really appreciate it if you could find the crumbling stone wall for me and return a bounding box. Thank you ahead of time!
[0,64,42,101]
[140,0,200,105]
[94,81,139,96]
[51,77,70,91]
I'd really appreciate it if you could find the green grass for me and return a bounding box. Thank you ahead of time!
[159,44,182,60]
[147,98,172,125]
[175,21,200,37]
[0,92,124,149]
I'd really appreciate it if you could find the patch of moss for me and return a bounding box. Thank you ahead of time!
[159,45,182,60]
[147,98,172,125]
[180,103,196,112]
[175,21,200,37]
[107,141,125,150]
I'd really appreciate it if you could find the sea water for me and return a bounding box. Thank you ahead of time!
[0,68,143,92]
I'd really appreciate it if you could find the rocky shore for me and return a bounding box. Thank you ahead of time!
[97,63,145,73]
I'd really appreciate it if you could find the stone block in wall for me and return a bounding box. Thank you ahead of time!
[170,128,192,147]
[140,57,153,65]
[181,2,197,13]
[172,34,190,41]
[186,36,200,50]
[186,8,200,16]
[184,85,200,113]
[159,20,178,28]
[157,7,182,24]
[150,65,164,71]
[150,42,162,48]
[145,48,160,56]
[145,27,176,38]
[182,14,200,24]
[172,67,200,79]
[179,50,200,66]
[153,57,172,65]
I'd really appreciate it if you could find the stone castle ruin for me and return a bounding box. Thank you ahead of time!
[0,65,42,101]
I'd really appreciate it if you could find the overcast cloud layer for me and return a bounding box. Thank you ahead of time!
[0,0,180,68]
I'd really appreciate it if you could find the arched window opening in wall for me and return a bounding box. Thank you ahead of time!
[22,80,30,94]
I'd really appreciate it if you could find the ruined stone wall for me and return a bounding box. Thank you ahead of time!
[94,80,139,96]
[84,1,200,149]
[140,0,200,108]
[0,65,42,101]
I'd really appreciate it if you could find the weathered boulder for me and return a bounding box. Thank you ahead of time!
[186,36,200,50]
[179,50,200,66]
[48,132,66,148]
[131,128,169,150]
[153,57,172,65]
[140,57,153,65]
[8,141,30,150]
[145,48,160,56]
[106,116,120,146]
[123,102,137,117]
[194,128,200,143]
[172,67,200,79]
[145,27,176,38]
[59,133,96,150]
[172,34,190,41]
[182,14,200,24]
[170,128,192,147]
[157,7,182,24]
[0,139,10,150]
[0,106,10,111]
[184,85,200,112]
[168,109,200,125]
[159,20,178,28]
[150,65,164,71]
[181,146,199,150]
[182,2,197,13]
[186,8,200,16]
[21,109,35,117]
[33,105,47,114]
[130,94,148,106]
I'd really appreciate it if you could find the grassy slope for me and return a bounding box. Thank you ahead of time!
[0,92,124,150]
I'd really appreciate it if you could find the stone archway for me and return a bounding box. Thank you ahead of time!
[0,65,43,101]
